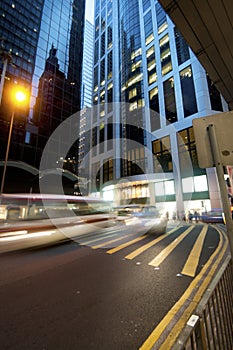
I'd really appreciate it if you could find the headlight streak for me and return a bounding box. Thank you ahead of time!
[0,230,56,242]
[0,230,28,237]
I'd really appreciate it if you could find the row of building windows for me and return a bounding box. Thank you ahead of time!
[152,126,205,177]
[149,65,197,129]
[93,123,208,194]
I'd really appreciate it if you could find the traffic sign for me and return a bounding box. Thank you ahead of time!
[192,111,233,168]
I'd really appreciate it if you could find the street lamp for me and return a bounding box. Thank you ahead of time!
[0,87,29,195]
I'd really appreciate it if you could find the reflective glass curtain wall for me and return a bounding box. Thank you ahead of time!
[0,0,85,170]
[120,0,145,177]
[0,0,44,160]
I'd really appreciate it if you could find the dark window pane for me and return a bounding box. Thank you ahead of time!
[206,75,223,111]
[142,0,150,12]
[164,77,177,124]
[174,27,190,65]
[180,66,197,117]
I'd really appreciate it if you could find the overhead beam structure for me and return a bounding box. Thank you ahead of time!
[159,0,233,110]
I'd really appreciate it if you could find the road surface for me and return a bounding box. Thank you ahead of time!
[0,222,229,349]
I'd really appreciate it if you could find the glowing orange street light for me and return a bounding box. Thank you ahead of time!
[15,90,27,103]
[0,87,29,195]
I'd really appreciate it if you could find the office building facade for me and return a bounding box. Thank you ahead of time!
[77,19,95,195]
[89,0,228,217]
[0,0,85,176]
[81,20,94,110]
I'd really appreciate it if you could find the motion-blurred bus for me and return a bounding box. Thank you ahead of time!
[0,193,112,221]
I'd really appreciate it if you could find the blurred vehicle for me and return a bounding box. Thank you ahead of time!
[114,204,168,235]
[0,193,113,221]
[0,193,127,252]
[0,193,121,236]
[200,209,224,224]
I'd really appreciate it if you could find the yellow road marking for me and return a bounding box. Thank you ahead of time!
[125,226,181,260]
[107,235,147,254]
[80,234,115,246]
[92,234,130,249]
[139,227,227,350]
[182,224,208,277]
[148,225,194,267]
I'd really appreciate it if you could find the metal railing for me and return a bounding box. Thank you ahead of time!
[172,256,233,350]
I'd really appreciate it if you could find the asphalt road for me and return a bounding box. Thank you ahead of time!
[0,223,227,350]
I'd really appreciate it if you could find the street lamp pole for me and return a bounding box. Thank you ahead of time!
[0,88,28,195]
[0,110,15,194]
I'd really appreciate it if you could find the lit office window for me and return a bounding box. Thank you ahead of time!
[156,2,168,34]
[149,87,159,111]
[160,34,172,76]
[146,33,154,46]
[144,11,154,45]
[182,175,208,193]
[147,46,157,85]
[165,180,175,194]
[129,88,137,100]
[155,182,165,196]
[182,177,194,193]
[194,175,208,192]
[129,101,138,111]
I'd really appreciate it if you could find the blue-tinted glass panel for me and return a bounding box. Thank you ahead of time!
[143,0,151,12]
[174,27,190,65]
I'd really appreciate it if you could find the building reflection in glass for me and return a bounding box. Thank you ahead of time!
[0,0,85,172]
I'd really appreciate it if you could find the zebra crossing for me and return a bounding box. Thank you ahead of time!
[78,223,220,277]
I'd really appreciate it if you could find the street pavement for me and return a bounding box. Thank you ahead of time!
[0,223,228,349]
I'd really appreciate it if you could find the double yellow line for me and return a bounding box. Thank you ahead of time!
[139,227,228,350]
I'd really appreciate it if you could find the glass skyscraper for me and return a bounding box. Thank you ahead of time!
[90,0,228,217]
[81,19,94,109]
[0,0,85,173]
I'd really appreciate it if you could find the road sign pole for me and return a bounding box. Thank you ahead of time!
[207,124,233,260]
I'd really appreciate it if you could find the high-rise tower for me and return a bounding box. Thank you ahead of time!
[90,0,227,216]
[81,20,94,109]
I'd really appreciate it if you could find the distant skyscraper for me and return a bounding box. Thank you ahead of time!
[0,0,85,172]
[77,20,94,193]
[81,20,94,109]
[90,0,227,215]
